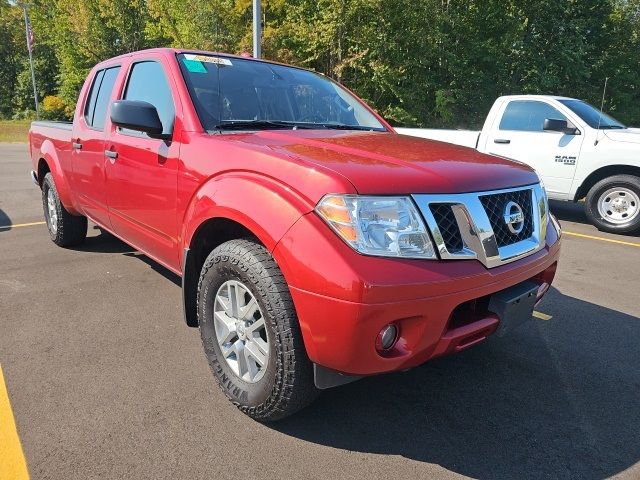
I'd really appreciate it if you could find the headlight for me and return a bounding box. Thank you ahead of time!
[315,194,437,259]
[537,176,547,196]
[550,212,562,237]
[535,177,550,237]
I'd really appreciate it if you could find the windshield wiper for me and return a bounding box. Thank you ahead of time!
[317,123,382,131]
[215,120,297,130]
[598,125,626,130]
[214,120,383,132]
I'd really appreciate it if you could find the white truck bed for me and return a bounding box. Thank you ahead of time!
[395,128,480,149]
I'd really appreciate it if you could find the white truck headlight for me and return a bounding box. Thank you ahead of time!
[316,195,437,259]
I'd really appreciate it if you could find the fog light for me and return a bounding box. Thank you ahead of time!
[376,324,398,351]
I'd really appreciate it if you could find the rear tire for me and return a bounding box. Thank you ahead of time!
[585,175,640,234]
[42,173,87,247]
[197,238,317,421]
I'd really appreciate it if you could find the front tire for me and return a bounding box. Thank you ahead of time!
[197,239,317,421]
[42,173,87,247]
[585,175,640,234]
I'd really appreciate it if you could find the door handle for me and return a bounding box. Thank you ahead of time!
[72,142,82,150]
[494,139,511,144]
[105,150,118,159]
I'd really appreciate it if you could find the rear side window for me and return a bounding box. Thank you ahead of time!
[499,100,567,132]
[123,61,175,135]
[83,70,104,126]
[84,66,121,130]
[92,67,121,130]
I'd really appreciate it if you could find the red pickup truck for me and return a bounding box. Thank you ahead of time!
[29,48,561,421]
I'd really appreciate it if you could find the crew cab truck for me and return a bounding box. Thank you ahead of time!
[398,95,640,234]
[29,49,560,421]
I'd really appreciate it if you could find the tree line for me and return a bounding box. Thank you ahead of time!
[1,0,639,128]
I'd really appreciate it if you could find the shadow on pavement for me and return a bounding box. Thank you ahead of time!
[0,209,11,231]
[122,252,181,287]
[273,287,640,480]
[549,200,589,225]
[69,226,135,254]
[71,225,181,286]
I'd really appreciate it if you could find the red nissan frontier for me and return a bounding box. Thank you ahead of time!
[29,48,561,421]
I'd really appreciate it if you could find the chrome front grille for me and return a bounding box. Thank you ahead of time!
[413,183,548,269]
[479,188,534,247]
[428,203,464,253]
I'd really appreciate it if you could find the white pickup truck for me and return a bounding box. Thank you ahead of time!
[398,95,640,233]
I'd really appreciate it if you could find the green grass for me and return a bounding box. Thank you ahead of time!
[0,119,31,143]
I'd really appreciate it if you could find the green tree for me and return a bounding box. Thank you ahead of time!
[1,0,639,127]
[50,0,154,104]
[0,1,22,118]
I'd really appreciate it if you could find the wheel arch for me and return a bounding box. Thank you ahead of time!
[574,164,640,201]
[182,217,260,327]
[180,174,313,327]
[37,140,80,214]
[37,157,50,187]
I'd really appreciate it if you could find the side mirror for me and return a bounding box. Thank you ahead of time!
[543,118,578,135]
[110,100,168,138]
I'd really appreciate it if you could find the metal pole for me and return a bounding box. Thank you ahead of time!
[22,4,39,119]
[252,0,261,58]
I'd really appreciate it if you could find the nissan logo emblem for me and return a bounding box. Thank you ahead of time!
[503,201,525,234]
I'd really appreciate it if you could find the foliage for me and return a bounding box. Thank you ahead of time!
[41,95,73,120]
[1,0,639,127]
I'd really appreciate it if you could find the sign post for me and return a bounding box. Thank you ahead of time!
[252,0,261,59]
[21,3,39,118]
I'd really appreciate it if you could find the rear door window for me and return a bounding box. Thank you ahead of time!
[84,69,104,126]
[499,100,567,132]
[92,67,121,131]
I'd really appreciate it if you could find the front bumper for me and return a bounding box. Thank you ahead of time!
[274,212,561,377]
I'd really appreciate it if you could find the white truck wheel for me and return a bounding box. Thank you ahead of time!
[585,175,640,234]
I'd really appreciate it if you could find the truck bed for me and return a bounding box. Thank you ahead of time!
[395,128,480,149]
[29,120,73,148]
[29,121,74,181]
[31,120,73,131]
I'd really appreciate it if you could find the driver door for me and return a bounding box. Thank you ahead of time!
[104,58,181,270]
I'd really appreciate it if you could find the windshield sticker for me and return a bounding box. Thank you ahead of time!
[182,58,207,73]
[183,54,232,67]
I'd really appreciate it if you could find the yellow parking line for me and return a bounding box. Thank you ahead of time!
[0,221,46,231]
[533,311,553,321]
[3,222,639,249]
[563,231,640,248]
[0,365,30,480]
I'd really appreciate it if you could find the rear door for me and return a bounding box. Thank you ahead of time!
[71,66,121,226]
[484,99,584,199]
[104,57,181,270]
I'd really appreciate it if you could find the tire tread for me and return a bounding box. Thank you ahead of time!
[197,238,317,421]
[42,173,87,247]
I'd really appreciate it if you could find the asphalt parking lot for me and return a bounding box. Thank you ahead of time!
[1,142,639,480]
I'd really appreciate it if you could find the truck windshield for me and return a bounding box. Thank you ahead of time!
[177,53,385,132]
[558,99,626,129]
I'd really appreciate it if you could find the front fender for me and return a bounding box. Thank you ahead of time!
[181,172,314,255]
[39,139,81,215]
[179,173,317,327]
[571,142,640,199]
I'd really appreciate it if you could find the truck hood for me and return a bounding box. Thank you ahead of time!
[240,130,538,194]
[604,128,640,145]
